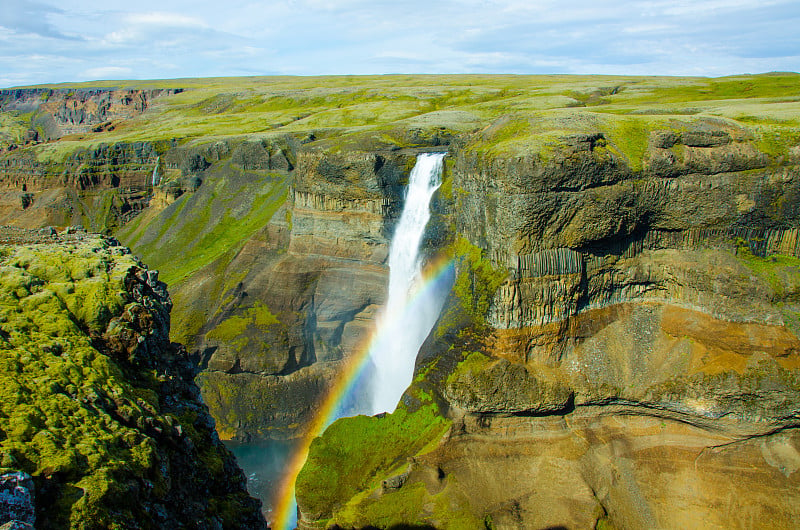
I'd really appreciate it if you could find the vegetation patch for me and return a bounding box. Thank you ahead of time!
[207,301,279,343]
[0,241,153,526]
[445,351,494,388]
[117,170,288,287]
[733,242,800,337]
[436,237,507,334]
[296,398,450,524]
[755,125,800,160]
[600,115,659,172]
[733,242,800,300]
[0,237,264,527]
[624,73,800,104]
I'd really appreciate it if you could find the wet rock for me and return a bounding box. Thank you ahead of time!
[0,472,34,527]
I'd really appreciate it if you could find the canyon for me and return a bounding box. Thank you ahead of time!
[0,74,799,528]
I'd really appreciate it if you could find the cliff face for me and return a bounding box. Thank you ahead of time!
[296,118,800,529]
[165,148,416,440]
[108,133,422,440]
[0,228,265,529]
[0,87,179,233]
[2,75,800,528]
[0,88,179,144]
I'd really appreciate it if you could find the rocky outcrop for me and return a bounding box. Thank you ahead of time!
[0,88,180,143]
[0,472,35,529]
[296,119,800,529]
[0,228,266,529]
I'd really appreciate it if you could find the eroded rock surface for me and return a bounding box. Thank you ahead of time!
[3,77,800,528]
[297,119,800,529]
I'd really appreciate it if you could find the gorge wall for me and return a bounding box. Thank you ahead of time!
[1,76,799,528]
[296,122,800,528]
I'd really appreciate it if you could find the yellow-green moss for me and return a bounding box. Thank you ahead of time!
[436,237,507,334]
[733,242,800,298]
[117,171,288,288]
[296,400,450,522]
[207,302,279,343]
[445,351,493,387]
[602,116,652,172]
[329,454,485,529]
[0,240,169,526]
[755,126,800,160]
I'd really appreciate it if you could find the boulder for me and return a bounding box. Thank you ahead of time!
[0,472,34,528]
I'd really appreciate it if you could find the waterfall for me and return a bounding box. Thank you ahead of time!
[152,156,161,186]
[270,153,449,530]
[368,152,447,415]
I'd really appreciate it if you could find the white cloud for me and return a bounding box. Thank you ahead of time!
[621,24,675,34]
[645,0,785,17]
[102,28,141,46]
[81,66,133,80]
[0,0,797,86]
[127,12,208,28]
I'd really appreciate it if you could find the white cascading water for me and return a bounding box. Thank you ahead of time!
[152,156,161,186]
[368,152,447,415]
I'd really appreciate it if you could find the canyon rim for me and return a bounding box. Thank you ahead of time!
[0,74,799,528]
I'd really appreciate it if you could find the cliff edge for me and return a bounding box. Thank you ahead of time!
[0,227,265,529]
[296,115,800,529]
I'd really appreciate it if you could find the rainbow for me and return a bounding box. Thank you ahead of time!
[270,255,455,529]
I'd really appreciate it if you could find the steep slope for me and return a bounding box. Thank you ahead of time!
[1,73,800,495]
[296,111,800,528]
[0,228,265,529]
[114,138,422,440]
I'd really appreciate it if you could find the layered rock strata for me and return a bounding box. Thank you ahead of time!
[296,121,800,529]
[191,149,418,440]
[0,88,179,143]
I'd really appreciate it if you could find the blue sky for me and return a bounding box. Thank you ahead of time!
[0,0,798,86]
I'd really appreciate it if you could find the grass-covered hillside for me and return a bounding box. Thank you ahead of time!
[3,73,800,163]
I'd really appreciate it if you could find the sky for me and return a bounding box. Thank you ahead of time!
[0,0,798,87]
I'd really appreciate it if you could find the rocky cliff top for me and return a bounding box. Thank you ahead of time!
[0,227,265,529]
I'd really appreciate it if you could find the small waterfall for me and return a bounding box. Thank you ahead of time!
[368,152,447,415]
[152,156,161,186]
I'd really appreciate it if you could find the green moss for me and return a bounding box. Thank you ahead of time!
[0,239,173,526]
[296,400,450,522]
[626,73,800,104]
[445,351,493,387]
[118,171,288,287]
[596,516,618,530]
[330,462,484,529]
[602,116,652,172]
[733,242,800,299]
[196,367,316,439]
[0,112,31,148]
[334,481,428,527]
[755,126,800,160]
[436,237,507,335]
[477,116,532,155]
[207,301,280,343]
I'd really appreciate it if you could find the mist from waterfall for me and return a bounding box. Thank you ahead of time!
[269,153,449,530]
[368,152,447,415]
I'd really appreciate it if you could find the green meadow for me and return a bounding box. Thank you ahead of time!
[5,72,799,163]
